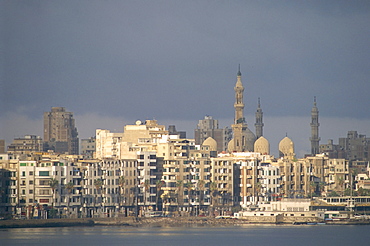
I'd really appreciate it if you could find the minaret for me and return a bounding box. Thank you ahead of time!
[234,65,245,124]
[255,98,264,139]
[310,97,320,155]
[231,66,248,152]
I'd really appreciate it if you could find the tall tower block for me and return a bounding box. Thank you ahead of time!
[310,97,320,155]
[44,107,79,155]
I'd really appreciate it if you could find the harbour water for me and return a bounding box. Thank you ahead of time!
[1,224,369,246]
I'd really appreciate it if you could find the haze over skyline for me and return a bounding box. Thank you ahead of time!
[1,1,369,157]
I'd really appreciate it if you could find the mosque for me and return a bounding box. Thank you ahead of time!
[199,67,319,159]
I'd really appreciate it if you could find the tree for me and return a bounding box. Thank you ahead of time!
[49,178,59,212]
[197,180,205,207]
[143,179,150,213]
[336,176,345,196]
[65,181,74,217]
[310,181,317,198]
[209,182,218,216]
[161,193,170,215]
[175,180,183,213]
[94,178,103,216]
[328,191,339,197]
[118,176,125,211]
[318,182,326,196]
[255,182,262,204]
[183,181,193,216]
[155,180,165,211]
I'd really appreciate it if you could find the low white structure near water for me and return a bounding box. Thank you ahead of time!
[234,199,325,220]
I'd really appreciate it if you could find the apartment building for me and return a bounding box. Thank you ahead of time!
[80,137,96,159]
[7,135,43,155]
[43,107,79,155]
[0,154,18,218]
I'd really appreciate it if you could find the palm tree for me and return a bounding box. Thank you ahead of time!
[155,180,164,211]
[175,180,183,214]
[336,176,345,196]
[183,181,193,216]
[209,182,218,216]
[143,179,150,214]
[49,178,59,212]
[65,181,74,218]
[118,176,125,214]
[309,181,316,198]
[318,182,326,197]
[161,193,170,215]
[94,178,103,216]
[197,180,205,214]
[255,181,262,205]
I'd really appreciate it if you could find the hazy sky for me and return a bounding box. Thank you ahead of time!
[1,1,369,157]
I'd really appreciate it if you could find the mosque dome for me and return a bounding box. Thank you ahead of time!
[279,136,295,158]
[254,136,270,155]
[203,137,217,152]
[227,139,235,153]
[243,127,256,152]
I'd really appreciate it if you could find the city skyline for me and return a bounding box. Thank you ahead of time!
[1,1,370,157]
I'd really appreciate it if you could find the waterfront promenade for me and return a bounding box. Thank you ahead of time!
[1,216,370,228]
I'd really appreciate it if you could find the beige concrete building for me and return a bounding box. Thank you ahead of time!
[0,154,18,218]
[325,158,350,195]
[7,135,43,155]
[0,140,5,154]
[80,137,96,159]
[95,129,123,159]
[43,107,79,155]
[160,138,212,216]
[194,115,232,152]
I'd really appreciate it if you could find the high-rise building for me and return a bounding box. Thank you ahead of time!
[194,115,231,152]
[339,131,370,161]
[43,107,79,155]
[310,97,320,156]
[0,140,5,154]
[320,131,370,162]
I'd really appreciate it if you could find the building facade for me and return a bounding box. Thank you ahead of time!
[194,115,232,153]
[43,107,79,155]
[7,135,43,155]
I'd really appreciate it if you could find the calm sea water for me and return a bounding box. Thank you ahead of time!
[1,224,369,246]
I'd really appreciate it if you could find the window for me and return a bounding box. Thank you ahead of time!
[29,190,33,194]
[39,171,49,176]
[22,171,26,177]
[29,180,34,185]
[39,189,50,195]
[29,171,34,176]
[39,180,49,185]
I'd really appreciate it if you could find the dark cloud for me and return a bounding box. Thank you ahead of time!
[1,1,370,154]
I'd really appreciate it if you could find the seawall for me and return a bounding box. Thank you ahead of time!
[1,216,370,228]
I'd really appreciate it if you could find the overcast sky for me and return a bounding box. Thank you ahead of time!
[1,0,369,157]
